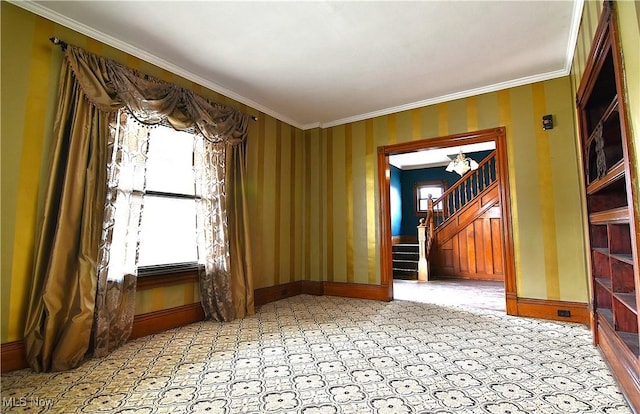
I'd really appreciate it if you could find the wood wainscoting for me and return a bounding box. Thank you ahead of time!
[432,184,504,281]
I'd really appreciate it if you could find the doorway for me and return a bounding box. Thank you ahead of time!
[376,127,517,314]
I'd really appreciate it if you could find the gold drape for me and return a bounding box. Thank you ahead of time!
[24,44,253,372]
[24,62,108,372]
[227,140,255,318]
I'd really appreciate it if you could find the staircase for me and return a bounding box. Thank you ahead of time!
[414,150,500,281]
[392,243,420,280]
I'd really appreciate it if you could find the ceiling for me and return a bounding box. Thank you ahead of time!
[389,141,496,170]
[16,1,582,130]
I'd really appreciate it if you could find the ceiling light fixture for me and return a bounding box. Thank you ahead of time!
[445,149,479,176]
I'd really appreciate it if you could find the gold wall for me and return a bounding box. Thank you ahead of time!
[615,1,640,217]
[0,3,291,341]
[314,80,588,301]
[7,1,633,345]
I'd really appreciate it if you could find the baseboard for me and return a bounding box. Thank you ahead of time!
[130,302,205,339]
[1,340,28,373]
[515,297,589,325]
[435,273,504,282]
[323,282,390,301]
[255,280,389,306]
[301,280,324,296]
[254,281,304,307]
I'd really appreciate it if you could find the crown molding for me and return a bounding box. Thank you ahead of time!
[11,0,582,133]
[10,0,304,130]
[319,68,569,130]
[563,0,585,73]
[300,122,322,131]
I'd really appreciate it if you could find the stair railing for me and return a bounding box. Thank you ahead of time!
[417,150,497,281]
[431,150,497,228]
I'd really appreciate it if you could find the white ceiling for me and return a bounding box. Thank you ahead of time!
[389,141,496,170]
[15,1,582,130]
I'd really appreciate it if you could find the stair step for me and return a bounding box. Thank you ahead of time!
[392,243,419,252]
[392,260,419,271]
[392,254,420,262]
[392,268,418,280]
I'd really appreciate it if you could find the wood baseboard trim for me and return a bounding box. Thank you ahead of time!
[323,282,389,301]
[130,302,204,339]
[1,340,28,373]
[255,280,389,305]
[515,297,589,324]
[301,280,324,296]
[435,274,504,282]
[254,281,304,307]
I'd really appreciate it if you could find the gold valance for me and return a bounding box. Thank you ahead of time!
[64,45,249,143]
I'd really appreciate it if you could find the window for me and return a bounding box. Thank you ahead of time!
[415,181,445,213]
[137,125,198,272]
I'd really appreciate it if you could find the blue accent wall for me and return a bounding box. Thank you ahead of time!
[390,165,402,236]
[399,150,494,237]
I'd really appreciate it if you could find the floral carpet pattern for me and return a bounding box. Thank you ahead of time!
[1,295,632,413]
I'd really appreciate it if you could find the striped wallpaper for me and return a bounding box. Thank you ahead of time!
[6,1,637,345]
[307,81,588,302]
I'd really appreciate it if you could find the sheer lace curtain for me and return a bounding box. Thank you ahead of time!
[24,44,253,372]
[194,138,235,320]
[94,111,149,357]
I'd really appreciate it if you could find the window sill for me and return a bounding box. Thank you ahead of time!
[136,264,201,291]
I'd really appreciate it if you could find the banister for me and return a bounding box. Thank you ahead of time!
[433,149,496,206]
[430,150,497,228]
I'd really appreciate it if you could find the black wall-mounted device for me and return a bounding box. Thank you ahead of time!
[542,114,553,130]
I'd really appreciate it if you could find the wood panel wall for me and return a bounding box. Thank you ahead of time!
[432,184,504,281]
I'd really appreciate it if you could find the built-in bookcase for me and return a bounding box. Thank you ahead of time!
[576,1,639,409]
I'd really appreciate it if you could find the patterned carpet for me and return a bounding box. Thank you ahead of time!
[393,279,506,312]
[1,295,632,413]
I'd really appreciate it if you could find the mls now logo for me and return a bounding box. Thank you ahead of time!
[2,397,27,407]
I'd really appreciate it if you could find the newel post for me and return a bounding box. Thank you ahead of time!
[417,218,429,282]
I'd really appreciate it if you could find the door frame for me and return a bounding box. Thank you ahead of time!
[377,127,518,314]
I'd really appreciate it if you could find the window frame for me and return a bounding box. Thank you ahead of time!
[414,180,447,215]
[135,124,200,277]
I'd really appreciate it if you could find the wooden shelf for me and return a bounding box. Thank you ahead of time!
[614,293,638,314]
[599,308,614,327]
[611,253,634,265]
[593,247,610,255]
[587,161,625,194]
[589,206,629,224]
[618,331,640,357]
[595,277,612,291]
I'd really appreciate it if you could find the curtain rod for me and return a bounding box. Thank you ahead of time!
[49,36,67,51]
[49,37,258,121]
